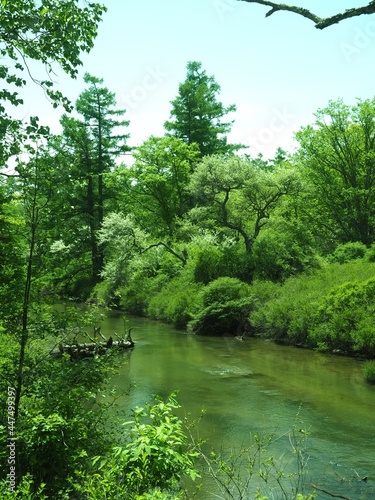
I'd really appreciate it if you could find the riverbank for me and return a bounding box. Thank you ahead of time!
[93,259,375,363]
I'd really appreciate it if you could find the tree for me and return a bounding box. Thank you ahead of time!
[189,155,299,257]
[237,1,375,29]
[129,136,200,236]
[0,0,106,167]
[164,61,241,157]
[53,73,131,285]
[295,98,375,247]
[0,179,25,325]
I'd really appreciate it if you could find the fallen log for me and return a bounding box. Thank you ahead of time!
[50,337,135,360]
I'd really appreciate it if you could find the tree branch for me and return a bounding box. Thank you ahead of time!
[237,1,375,29]
[140,241,188,264]
[308,483,351,500]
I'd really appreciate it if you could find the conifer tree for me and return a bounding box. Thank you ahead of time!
[164,61,241,157]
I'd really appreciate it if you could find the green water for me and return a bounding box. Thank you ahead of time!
[103,311,375,499]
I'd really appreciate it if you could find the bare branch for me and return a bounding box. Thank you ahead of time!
[308,483,351,500]
[0,171,19,178]
[237,1,375,29]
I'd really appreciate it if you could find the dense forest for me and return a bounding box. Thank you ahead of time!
[1,1,375,498]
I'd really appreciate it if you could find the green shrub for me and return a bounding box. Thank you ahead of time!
[365,242,375,262]
[363,360,375,384]
[252,226,320,282]
[148,272,203,328]
[9,349,118,498]
[330,241,367,264]
[189,277,254,336]
[192,242,253,284]
[250,260,375,354]
[72,394,199,499]
[309,277,375,356]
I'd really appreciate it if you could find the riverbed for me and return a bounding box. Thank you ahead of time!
[102,310,375,499]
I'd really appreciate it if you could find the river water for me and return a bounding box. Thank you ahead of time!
[101,310,375,499]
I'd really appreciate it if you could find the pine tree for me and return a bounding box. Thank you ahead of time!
[54,74,131,285]
[164,61,241,157]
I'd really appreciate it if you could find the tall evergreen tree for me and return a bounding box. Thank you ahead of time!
[52,73,131,286]
[164,61,241,157]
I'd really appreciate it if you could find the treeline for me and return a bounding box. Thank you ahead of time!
[2,63,375,360]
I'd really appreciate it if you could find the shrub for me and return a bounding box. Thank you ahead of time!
[365,242,375,262]
[189,277,254,336]
[250,260,375,354]
[309,277,375,356]
[72,394,199,499]
[252,226,320,282]
[330,242,367,264]
[148,272,203,328]
[364,360,375,384]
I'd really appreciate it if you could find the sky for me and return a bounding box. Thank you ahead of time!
[14,0,375,161]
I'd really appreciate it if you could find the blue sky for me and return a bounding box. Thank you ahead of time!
[19,0,375,159]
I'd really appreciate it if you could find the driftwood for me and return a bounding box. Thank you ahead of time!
[51,328,134,360]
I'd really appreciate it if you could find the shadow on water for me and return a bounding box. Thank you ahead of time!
[102,310,375,499]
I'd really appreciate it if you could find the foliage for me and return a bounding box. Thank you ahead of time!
[0,0,106,165]
[148,272,203,328]
[296,98,375,246]
[365,242,375,262]
[252,219,320,282]
[0,183,25,324]
[50,73,130,286]
[310,277,375,356]
[129,136,200,236]
[97,213,148,300]
[188,155,300,257]
[189,277,254,336]
[0,333,120,497]
[251,260,375,357]
[0,474,48,499]
[71,393,200,499]
[192,239,252,284]
[164,61,241,157]
[363,360,375,384]
[330,241,367,264]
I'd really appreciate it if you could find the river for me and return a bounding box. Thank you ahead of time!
[101,310,375,499]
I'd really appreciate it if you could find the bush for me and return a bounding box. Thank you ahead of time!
[252,224,320,282]
[364,360,375,384]
[148,272,203,328]
[330,242,367,264]
[5,344,118,497]
[193,244,253,284]
[309,277,375,356]
[365,242,375,262]
[72,394,199,499]
[250,260,375,355]
[189,277,254,336]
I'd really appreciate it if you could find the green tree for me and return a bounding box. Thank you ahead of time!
[295,98,375,247]
[0,0,106,166]
[51,73,131,286]
[129,136,200,236]
[0,0,106,435]
[189,156,299,258]
[0,179,25,325]
[164,61,241,157]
